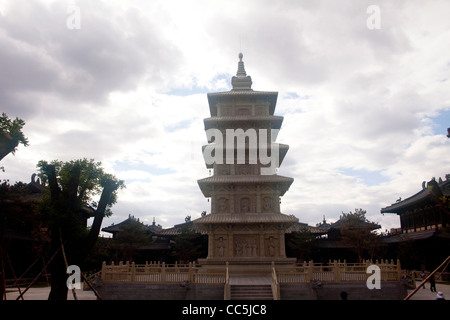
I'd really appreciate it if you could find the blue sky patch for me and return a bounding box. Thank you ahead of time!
[429,109,450,136]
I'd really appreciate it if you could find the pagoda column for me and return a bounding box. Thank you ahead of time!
[256,185,261,212]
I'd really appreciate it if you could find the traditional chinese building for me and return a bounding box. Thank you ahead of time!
[193,53,298,266]
[381,176,450,234]
[381,175,450,269]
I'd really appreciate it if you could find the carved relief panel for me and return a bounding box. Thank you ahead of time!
[255,105,268,116]
[236,105,251,116]
[265,236,279,257]
[215,236,228,257]
[236,196,254,213]
[234,235,259,257]
[262,196,273,213]
[219,105,233,116]
[217,197,229,213]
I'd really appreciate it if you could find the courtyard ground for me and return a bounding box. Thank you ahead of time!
[4,281,449,300]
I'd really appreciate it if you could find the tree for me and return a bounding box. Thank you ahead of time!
[36,158,124,300]
[172,224,207,262]
[0,113,29,161]
[286,229,317,262]
[338,209,382,262]
[112,217,151,262]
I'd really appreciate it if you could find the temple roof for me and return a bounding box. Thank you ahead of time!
[102,215,162,235]
[382,229,437,243]
[286,222,330,235]
[381,177,450,214]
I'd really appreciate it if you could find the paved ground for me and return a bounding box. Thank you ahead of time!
[406,281,450,300]
[5,286,98,300]
[5,281,449,300]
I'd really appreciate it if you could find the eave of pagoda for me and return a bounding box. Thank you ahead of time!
[197,174,293,197]
[203,115,284,130]
[207,90,279,117]
[193,212,298,225]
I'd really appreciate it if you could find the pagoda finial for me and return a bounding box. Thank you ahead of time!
[236,52,247,77]
[232,52,252,90]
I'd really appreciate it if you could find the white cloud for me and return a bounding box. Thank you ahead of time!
[1,0,450,233]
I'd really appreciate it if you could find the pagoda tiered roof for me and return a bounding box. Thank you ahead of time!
[193,212,298,225]
[206,90,279,117]
[197,174,294,197]
[203,115,284,130]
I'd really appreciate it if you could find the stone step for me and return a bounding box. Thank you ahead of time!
[230,285,273,300]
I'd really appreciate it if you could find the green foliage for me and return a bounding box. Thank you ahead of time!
[112,219,151,261]
[172,225,207,262]
[0,113,29,154]
[36,158,124,219]
[338,208,382,261]
[36,158,125,255]
[286,229,317,261]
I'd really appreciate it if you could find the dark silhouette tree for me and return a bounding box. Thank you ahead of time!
[172,224,207,262]
[36,158,124,300]
[286,229,317,262]
[338,209,381,262]
[112,218,151,262]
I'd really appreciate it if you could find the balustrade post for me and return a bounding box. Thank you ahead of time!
[101,261,106,281]
[307,260,313,282]
[189,262,194,283]
[161,262,166,283]
[131,262,136,282]
[333,260,339,282]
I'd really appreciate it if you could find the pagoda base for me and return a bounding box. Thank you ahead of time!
[197,257,296,277]
[198,257,296,265]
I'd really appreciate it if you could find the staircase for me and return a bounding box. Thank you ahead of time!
[230,284,274,300]
[226,275,274,300]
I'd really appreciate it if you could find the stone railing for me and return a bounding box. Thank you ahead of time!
[277,259,401,283]
[271,265,280,300]
[100,259,401,285]
[101,261,226,284]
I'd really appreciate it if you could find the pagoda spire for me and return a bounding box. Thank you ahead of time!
[236,52,247,76]
[231,52,252,90]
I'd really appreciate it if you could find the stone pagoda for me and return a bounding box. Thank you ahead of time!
[194,53,298,266]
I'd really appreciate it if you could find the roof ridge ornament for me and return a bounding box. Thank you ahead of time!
[231,52,253,90]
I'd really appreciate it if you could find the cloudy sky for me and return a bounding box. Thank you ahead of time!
[1,0,449,234]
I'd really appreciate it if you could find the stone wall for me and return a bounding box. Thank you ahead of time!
[95,282,224,300]
[280,282,407,300]
[95,281,407,300]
